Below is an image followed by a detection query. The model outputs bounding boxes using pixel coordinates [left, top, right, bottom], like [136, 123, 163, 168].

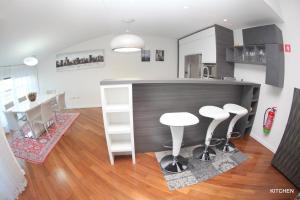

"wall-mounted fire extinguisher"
[263, 107, 277, 134]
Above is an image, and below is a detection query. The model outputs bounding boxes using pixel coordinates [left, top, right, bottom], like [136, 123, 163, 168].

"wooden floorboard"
[19, 108, 299, 200]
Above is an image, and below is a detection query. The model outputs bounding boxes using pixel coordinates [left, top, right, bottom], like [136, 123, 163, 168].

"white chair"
[4, 101, 14, 110]
[159, 112, 199, 173]
[53, 93, 66, 120]
[18, 96, 27, 103]
[25, 105, 42, 138]
[57, 92, 66, 111]
[34, 98, 56, 134]
[193, 106, 230, 161]
[17, 96, 28, 121]
[4, 112, 26, 136]
[46, 90, 56, 94]
[217, 103, 248, 152]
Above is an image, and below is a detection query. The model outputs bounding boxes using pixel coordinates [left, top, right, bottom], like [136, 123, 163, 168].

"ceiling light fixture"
[23, 56, 38, 66]
[223, 19, 228, 22]
[183, 6, 189, 9]
[110, 19, 145, 53]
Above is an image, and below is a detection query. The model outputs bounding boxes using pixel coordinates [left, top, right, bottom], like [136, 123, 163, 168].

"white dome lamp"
[110, 19, 145, 53]
[23, 56, 39, 66]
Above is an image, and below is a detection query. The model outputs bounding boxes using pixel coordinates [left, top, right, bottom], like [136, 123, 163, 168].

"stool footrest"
[230, 132, 241, 139]
[163, 141, 185, 149]
[209, 138, 224, 147]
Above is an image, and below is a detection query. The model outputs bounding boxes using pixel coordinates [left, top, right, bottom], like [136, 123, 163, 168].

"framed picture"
[56, 49, 104, 71]
[155, 50, 164, 61]
[141, 49, 150, 62]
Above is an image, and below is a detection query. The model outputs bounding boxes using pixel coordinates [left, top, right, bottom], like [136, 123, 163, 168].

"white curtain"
[0, 65, 39, 130]
[0, 125, 27, 200]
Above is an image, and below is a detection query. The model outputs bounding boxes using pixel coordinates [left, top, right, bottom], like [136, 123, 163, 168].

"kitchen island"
[100, 79, 260, 164]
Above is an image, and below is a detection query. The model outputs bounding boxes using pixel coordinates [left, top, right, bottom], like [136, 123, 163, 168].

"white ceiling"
[0, 0, 282, 66]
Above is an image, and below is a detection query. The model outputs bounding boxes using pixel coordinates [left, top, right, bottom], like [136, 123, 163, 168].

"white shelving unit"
[100, 84, 135, 165]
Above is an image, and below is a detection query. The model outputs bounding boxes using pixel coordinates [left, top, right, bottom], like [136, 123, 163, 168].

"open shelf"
[107, 124, 131, 135]
[226, 45, 266, 65]
[105, 104, 130, 112]
[100, 84, 135, 165]
[110, 134, 132, 152]
[110, 141, 132, 152]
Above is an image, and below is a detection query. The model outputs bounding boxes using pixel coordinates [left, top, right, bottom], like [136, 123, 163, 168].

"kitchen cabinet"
[226, 24, 285, 88]
[178, 25, 234, 79]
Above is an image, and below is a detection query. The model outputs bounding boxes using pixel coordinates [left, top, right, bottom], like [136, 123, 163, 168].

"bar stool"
[160, 112, 199, 173]
[217, 103, 248, 152]
[193, 106, 230, 161]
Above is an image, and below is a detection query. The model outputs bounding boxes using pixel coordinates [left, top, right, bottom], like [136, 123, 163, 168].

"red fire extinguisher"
[263, 107, 277, 134]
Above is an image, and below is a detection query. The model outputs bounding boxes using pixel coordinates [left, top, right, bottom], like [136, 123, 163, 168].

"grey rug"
[155, 145, 248, 190]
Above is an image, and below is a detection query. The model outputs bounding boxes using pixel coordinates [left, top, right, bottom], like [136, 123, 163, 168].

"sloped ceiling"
[0, 0, 282, 66]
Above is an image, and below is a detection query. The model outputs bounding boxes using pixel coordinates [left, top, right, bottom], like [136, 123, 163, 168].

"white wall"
[234, 0, 300, 152]
[37, 34, 177, 108]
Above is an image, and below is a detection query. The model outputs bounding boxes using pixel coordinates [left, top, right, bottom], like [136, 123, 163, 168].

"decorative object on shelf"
[27, 92, 37, 102]
[24, 56, 38, 66]
[110, 19, 145, 53]
[155, 50, 164, 61]
[141, 49, 151, 62]
[56, 49, 104, 71]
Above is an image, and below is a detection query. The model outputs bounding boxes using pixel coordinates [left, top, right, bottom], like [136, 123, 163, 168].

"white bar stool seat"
[193, 106, 230, 161]
[217, 103, 248, 152]
[160, 112, 199, 173]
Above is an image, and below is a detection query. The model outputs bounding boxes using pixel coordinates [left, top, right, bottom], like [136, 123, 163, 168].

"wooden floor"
[19, 108, 299, 200]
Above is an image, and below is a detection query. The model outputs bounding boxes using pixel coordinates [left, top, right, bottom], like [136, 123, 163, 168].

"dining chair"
[34, 99, 56, 134]
[4, 101, 14, 110]
[25, 105, 42, 138]
[4, 112, 26, 137]
[53, 92, 66, 120]
[17, 96, 28, 121]
[57, 92, 66, 111]
[46, 90, 56, 94]
[18, 96, 27, 103]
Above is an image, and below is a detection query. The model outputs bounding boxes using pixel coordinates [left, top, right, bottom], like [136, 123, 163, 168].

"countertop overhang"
[100, 78, 260, 86]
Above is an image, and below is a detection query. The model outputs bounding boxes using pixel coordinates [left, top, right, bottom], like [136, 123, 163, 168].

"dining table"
[5, 93, 62, 138]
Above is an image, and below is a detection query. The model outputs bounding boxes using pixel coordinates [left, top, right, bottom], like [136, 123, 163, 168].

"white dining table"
[6, 93, 59, 113]
[5, 93, 61, 138]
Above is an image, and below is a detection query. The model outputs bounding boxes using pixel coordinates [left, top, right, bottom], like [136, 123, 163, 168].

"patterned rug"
[155, 145, 247, 190]
[9, 112, 79, 164]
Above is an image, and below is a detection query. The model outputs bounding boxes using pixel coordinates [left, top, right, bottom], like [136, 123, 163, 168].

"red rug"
[9, 112, 79, 164]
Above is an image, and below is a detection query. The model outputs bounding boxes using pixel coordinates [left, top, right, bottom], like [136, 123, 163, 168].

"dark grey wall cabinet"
[226, 24, 285, 88]
[215, 25, 234, 78]
[272, 88, 300, 189]
[243, 24, 283, 45]
[265, 44, 285, 87]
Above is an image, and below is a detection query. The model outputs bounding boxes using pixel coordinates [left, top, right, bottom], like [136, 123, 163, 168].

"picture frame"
[56, 49, 105, 71]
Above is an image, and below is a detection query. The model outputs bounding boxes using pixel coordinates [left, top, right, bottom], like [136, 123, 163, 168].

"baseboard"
[250, 134, 277, 153]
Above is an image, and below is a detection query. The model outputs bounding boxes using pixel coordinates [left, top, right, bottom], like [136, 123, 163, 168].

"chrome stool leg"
[193, 145, 216, 161]
[218, 138, 236, 152]
[160, 155, 188, 173]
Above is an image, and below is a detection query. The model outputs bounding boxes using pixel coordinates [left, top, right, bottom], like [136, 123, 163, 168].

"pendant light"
[110, 19, 145, 53]
[23, 56, 38, 66]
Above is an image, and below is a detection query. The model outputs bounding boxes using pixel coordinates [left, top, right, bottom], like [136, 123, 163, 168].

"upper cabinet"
[226, 24, 285, 88]
[243, 24, 283, 45]
[179, 27, 217, 65]
[178, 25, 234, 79]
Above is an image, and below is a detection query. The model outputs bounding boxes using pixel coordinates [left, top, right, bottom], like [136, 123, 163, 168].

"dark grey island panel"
[132, 83, 260, 152]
